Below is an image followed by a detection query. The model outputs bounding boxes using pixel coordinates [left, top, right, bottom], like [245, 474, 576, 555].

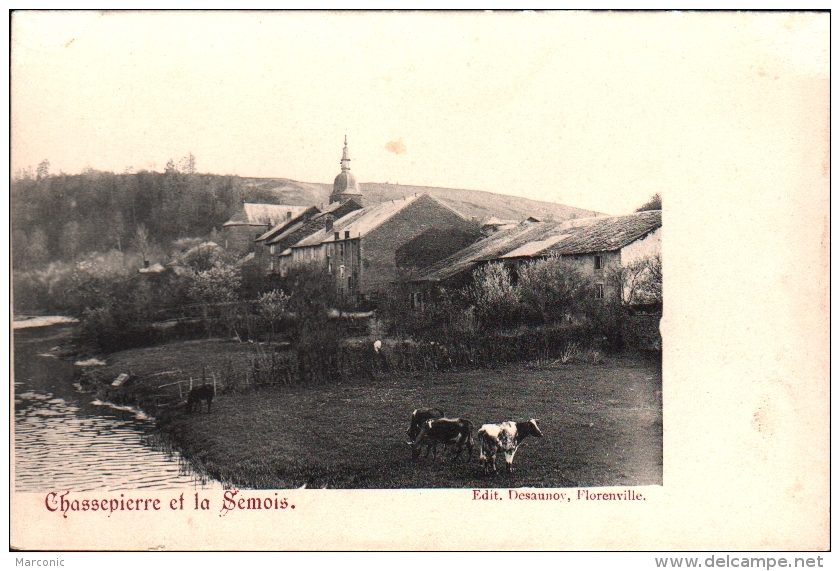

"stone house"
[287, 194, 476, 305]
[221, 203, 309, 255]
[260, 199, 363, 274]
[408, 210, 662, 307]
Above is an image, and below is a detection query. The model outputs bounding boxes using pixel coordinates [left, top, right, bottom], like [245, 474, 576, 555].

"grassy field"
[82, 339, 662, 489]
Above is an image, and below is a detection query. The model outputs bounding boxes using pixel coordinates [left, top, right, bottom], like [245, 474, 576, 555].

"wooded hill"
[12, 168, 600, 270]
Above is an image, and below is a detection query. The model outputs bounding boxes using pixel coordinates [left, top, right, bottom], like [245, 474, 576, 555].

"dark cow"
[406, 407, 445, 443]
[186, 384, 215, 413]
[477, 419, 543, 475]
[412, 417, 474, 462]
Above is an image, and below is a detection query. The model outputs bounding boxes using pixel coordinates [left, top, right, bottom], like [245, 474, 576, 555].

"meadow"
[84, 340, 662, 489]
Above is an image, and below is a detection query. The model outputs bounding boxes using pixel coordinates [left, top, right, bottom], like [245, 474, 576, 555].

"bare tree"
[608, 254, 662, 307]
[133, 223, 150, 265]
[179, 152, 197, 175]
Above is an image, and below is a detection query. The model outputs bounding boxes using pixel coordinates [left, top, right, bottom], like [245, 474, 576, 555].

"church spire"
[330, 136, 363, 205]
[340, 135, 351, 172]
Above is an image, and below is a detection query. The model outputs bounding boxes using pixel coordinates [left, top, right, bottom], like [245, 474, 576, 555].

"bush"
[470, 262, 520, 329]
[516, 255, 590, 325]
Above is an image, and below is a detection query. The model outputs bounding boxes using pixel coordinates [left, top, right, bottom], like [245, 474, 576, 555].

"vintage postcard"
[9, 10, 829, 551]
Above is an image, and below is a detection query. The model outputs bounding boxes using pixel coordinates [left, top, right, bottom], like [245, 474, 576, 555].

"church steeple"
[341, 135, 351, 169]
[330, 136, 363, 205]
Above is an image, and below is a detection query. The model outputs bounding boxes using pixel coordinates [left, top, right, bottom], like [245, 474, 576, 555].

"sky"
[11, 11, 829, 214]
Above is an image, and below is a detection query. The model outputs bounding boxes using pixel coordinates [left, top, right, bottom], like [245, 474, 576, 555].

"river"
[13, 321, 222, 492]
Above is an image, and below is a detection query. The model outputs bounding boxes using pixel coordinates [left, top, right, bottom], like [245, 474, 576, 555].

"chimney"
[326, 216, 334, 233]
[286, 211, 292, 220]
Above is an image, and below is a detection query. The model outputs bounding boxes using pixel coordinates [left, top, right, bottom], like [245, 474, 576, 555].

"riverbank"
[14, 325, 221, 492]
[78, 338, 662, 489]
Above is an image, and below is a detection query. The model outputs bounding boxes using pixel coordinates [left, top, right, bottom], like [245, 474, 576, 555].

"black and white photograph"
[9, 10, 828, 551]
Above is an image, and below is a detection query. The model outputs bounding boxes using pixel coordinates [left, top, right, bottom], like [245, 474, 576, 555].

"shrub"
[516, 255, 590, 324]
[470, 262, 520, 329]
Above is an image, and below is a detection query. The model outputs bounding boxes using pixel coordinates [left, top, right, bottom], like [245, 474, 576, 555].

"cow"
[186, 384, 215, 413]
[406, 407, 446, 444]
[477, 419, 543, 475]
[412, 417, 474, 462]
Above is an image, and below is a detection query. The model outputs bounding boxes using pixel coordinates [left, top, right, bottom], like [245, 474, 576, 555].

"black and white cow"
[406, 407, 445, 444]
[477, 419, 543, 475]
[412, 417, 474, 462]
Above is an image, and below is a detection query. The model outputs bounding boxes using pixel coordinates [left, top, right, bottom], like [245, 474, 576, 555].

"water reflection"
[14, 323, 221, 492]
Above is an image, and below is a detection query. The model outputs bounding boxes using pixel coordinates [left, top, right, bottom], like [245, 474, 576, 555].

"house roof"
[292, 194, 454, 249]
[412, 210, 661, 282]
[542, 210, 661, 256]
[223, 204, 310, 227]
[255, 206, 320, 242]
[411, 219, 553, 283]
[500, 233, 572, 258]
[266, 199, 364, 247]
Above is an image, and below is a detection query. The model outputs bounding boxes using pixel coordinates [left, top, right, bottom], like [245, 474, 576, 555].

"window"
[327, 255, 332, 274]
[340, 264, 345, 278]
[595, 283, 605, 299]
[270, 245, 275, 255]
[594, 255, 603, 270]
[345, 230, 350, 239]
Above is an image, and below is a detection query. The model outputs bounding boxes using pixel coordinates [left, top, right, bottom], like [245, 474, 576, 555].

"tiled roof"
[255, 206, 320, 242]
[291, 195, 454, 249]
[413, 210, 661, 282]
[266, 199, 363, 246]
[500, 233, 572, 258]
[543, 210, 661, 256]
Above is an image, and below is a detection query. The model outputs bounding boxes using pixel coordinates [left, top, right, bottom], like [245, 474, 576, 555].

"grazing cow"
[406, 407, 446, 444]
[186, 384, 215, 413]
[412, 417, 474, 462]
[478, 419, 543, 475]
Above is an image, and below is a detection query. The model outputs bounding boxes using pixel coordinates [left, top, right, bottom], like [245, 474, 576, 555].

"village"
[26, 137, 664, 490]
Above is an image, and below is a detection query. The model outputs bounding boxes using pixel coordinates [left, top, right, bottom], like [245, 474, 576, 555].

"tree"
[608, 253, 662, 308]
[278, 265, 343, 382]
[60, 221, 82, 260]
[36, 159, 50, 180]
[635, 193, 662, 212]
[14, 166, 34, 181]
[179, 152, 196, 175]
[258, 289, 290, 343]
[187, 264, 242, 339]
[132, 223, 150, 264]
[516, 255, 589, 324]
[24, 228, 49, 268]
[470, 262, 520, 328]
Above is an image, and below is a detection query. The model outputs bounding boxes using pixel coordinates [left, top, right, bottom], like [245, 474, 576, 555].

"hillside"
[11, 170, 600, 272]
[240, 177, 602, 222]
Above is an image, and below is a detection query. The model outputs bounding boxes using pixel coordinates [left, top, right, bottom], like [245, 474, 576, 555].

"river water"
[13, 322, 221, 492]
